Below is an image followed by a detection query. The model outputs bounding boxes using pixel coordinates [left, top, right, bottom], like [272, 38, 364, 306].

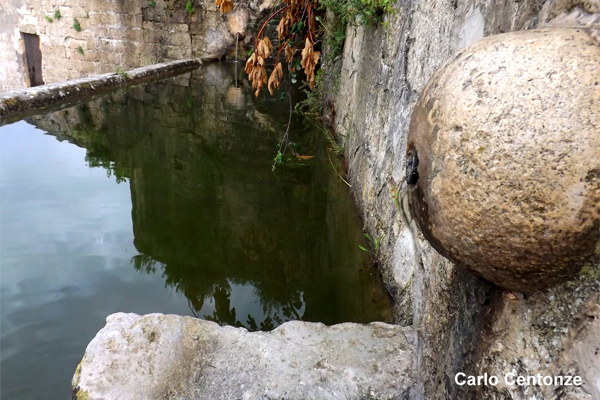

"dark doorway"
[22, 33, 44, 87]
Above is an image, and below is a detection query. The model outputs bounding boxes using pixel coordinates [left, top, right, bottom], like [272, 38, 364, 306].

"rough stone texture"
[323, 0, 600, 398]
[0, 59, 201, 125]
[72, 313, 416, 400]
[0, 0, 275, 92]
[475, 276, 600, 399]
[407, 28, 600, 292]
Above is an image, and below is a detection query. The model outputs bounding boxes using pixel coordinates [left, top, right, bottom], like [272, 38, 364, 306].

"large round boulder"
[407, 28, 600, 292]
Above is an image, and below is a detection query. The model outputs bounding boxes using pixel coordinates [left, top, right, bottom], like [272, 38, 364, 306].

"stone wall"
[0, 0, 275, 92]
[325, 0, 600, 398]
[0, 59, 200, 124]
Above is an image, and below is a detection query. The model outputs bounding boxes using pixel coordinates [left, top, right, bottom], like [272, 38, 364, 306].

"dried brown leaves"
[267, 63, 283, 96]
[246, 37, 274, 96]
[276, 16, 291, 41]
[216, 0, 233, 14]
[246, 0, 321, 96]
[285, 46, 295, 64]
[268, 62, 283, 95]
[301, 38, 320, 89]
[256, 36, 273, 58]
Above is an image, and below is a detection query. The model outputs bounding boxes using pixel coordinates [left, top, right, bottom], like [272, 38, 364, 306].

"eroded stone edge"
[0, 59, 201, 126]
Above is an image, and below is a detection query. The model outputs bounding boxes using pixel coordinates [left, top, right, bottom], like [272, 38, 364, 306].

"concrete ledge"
[0, 59, 201, 126]
[72, 313, 416, 400]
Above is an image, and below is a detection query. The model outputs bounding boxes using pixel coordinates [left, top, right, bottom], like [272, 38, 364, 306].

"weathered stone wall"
[0, 0, 276, 92]
[0, 0, 25, 91]
[325, 0, 600, 398]
[0, 59, 200, 124]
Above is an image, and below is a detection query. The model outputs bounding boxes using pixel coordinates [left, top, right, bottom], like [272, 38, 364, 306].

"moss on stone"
[580, 262, 600, 280]
[74, 389, 89, 400]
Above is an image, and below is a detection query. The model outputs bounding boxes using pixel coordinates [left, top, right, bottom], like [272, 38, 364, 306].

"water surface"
[0, 64, 392, 400]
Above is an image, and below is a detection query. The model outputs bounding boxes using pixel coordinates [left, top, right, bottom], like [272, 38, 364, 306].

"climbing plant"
[239, 0, 320, 98]
[185, 0, 196, 14]
[215, 0, 394, 168]
[216, 0, 393, 98]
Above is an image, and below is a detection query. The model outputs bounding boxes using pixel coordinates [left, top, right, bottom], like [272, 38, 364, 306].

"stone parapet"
[0, 58, 200, 125]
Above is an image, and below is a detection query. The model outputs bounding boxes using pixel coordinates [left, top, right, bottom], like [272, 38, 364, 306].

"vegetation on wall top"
[215, 0, 394, 169]
[217, 0, 394, 99]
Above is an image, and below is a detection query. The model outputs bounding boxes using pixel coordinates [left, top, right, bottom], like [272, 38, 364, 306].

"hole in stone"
[405, 149, 419, 185]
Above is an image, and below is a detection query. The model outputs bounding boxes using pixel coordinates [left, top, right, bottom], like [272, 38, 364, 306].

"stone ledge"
[0, 59, 201, 126]
[72, 313, 417, 400]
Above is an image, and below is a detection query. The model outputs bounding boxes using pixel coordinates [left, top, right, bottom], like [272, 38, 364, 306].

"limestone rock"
[228, 8, 250, 38]
[0, 59, 201, 124]
[407, 28, 600, 292]
[72, 313, 416, 400]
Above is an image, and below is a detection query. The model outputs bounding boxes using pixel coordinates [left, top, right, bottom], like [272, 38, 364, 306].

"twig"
[281, 77, 294, 156]
[187, 298, 199, 318]
[255, 5, 290, 47]
[306, 1, 314, 42]
[277, 38, 291, 60]
[273, 76, 294, 170]
[327, 150, 351, 187]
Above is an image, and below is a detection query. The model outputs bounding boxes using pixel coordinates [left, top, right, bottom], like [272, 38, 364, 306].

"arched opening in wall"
[22, 32, 44, 87]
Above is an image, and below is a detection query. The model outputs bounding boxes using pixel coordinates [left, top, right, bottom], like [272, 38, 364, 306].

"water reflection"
[29, 64, 392, 330]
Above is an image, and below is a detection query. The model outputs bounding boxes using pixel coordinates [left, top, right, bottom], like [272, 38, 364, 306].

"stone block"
[72, 313, 416, 400]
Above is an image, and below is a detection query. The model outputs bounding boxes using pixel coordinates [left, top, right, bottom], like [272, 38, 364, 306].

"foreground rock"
[72, 313, 416, 400]
[407, 28, 600, 292]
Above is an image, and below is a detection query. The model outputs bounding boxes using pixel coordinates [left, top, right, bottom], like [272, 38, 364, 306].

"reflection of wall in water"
[31, 65, 393, 328]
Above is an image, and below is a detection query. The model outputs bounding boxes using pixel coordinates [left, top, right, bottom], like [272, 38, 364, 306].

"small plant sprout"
[272, 151, 283, 171]
[185, 0, 195, 14]
[149, 0, 156, 7]
[116, 67, 129, 78]
[77, 46, 84, 55]
[54, 9, 61, 19]
[73, 18, 82, 31]
[45, 15, 53, 22]
[359, 233, 384, 260]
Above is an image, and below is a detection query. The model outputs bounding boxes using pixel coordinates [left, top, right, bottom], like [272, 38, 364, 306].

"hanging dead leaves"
[268, 62, 283, 95]
[301, 38, 320, 89]
[285, 45, 295, 64]
[257, 36, 274, 58]
[245, 37, 274, 97]
[216, 0, 233, 13]
[242, 0, 321, 97]
[276, 13, 292, 41]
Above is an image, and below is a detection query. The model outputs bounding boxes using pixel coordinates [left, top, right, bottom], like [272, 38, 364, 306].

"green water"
[0, 64, 392, 400]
